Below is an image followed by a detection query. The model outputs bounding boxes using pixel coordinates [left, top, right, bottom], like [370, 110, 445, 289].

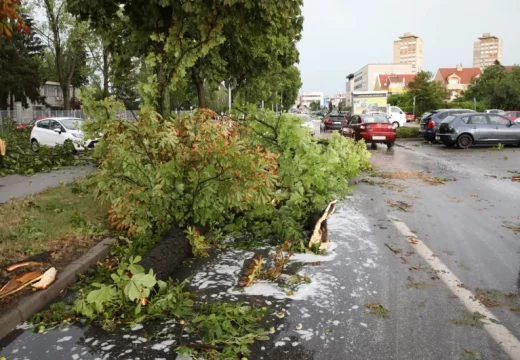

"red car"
[16, 117, 47, 130]
[342, 113, 397, 148]
[504, 111, 520, 121]
[405, 112, 416, 122]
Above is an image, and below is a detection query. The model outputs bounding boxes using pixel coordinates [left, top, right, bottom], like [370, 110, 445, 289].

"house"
[375, 74, 416, 94]
[40, 81, 80, 109]
[434, 65, 481, 101]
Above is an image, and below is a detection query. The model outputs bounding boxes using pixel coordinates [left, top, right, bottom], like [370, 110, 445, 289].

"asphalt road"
[1, 142, 519, 360]
[0, 165, 96, 204]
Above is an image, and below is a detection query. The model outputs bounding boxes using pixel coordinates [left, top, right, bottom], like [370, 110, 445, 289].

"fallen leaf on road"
[475, 289, 500, 307]
[409, 238, 419, 245]
[484, 174, 497, 178]
[512, 176, 520, 182]
[470, 194, 478, 198]
[502, 223, 520, 232]
[384, 243, 401, 254]
[400, 257, 408, 264]
[364, 303, 389, 318]
[463, 348, 482, 360]
[404, 251, 415, 256]
[385, 200, 413, 212]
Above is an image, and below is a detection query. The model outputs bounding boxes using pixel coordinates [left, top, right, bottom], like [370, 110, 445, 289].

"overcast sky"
[297, 0, 520, 94]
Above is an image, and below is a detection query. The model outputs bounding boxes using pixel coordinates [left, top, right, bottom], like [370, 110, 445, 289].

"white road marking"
[389, 215, 520, 360]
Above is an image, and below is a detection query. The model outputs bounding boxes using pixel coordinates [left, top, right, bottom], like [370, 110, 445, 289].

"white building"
[300, 92, 324, 108]
[351, 63, 413, 93]
[325, 94, 347, 108]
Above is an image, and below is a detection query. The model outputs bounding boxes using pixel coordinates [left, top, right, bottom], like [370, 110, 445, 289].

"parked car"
[504, 111, 520, 121]
[387, 106, 407, 128]
[405, 113, 416, 122]
[485, 109, 505, 115]
[297, 114, 316, 135]
[419, 109, 475, 142]
[342, 113, 396, 148]
[16, 117, 47, 130]
[30, 117, 98, 151]
[438, 113, 520, 149]
[322, 113, 348, 131]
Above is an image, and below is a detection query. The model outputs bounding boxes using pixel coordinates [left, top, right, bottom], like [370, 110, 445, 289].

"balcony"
[445, 83, 467, 91]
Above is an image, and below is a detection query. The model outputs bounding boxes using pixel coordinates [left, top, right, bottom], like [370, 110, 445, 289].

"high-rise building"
[473, 33, 503, 69]
[393, 32, 423, 73]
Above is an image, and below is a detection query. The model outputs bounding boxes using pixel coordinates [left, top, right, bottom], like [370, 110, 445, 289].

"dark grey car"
[419, 109, 475, 141]
[438, 113, 520, 148]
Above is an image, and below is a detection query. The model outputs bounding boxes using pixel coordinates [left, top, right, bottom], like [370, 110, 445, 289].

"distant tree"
[464, 64, 520, 109]
[0, 15, 44, 109]
[407, 71, 446, 116]
[309, 101, 320, 111]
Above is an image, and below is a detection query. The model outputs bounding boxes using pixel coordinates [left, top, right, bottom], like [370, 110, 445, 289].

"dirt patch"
[405, 276, 431, 290]
[385, 200, 413, 212]
[376, 170, 457, 185]
[450, 311, 486, 328]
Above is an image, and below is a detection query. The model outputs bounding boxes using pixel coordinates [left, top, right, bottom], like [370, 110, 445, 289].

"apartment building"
[352, 63, 413, 93]
[473, 33, 503, 69]
[393, 32, 423, 73]
[300, 92, 324, 108]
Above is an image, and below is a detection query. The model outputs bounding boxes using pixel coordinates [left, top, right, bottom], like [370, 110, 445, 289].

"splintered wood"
[308, 200, 337, 252]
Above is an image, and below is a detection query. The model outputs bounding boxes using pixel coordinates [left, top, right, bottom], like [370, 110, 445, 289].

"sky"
[297, 0, 520, 94]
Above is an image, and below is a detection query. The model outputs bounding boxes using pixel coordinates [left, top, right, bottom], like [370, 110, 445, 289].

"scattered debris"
[400, 257, 409, 264]
[475, 288, 501, 307]
[5, 250, 56, 272]
[458, 263, 471, 271]
[513, 176, 520, 182]
[450, 311, 486, 328]
[463, 348, 482, 360]
[502, 223, 520, 233]
[276, 311, 285, 318]
[484, 174, 497, 178]
[385, 200, 413, 212]
[356, 178, 376, 185]
[239, 256, 264, 287]
[404, 251, 415, 257]
[32, 267, 57, 290]
[295, 323, 302, 330]
[0, 271, 42, 299]
[384, 243, 401, 254]
[308, 200, 337, 251]
[378, 171, 456, 185]
[364, 303, 389, 318]
[409, 238, 419, 245]
[405, 276, 431, 290]
[470, 194, 478, 198]
[489, 318, 502, 324]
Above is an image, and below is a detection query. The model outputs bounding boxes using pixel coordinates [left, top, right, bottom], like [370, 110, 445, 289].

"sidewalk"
[0, 166, 96, 204]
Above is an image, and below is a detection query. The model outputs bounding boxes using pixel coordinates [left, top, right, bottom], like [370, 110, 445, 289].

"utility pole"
[280, 92, 283, 113]
[228, 82, 232, 113]
[413, 96, 416, 119]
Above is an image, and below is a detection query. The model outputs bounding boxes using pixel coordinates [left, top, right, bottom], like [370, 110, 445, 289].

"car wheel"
[31, 139, 39, 152]
[386, 142, 394, 149]
[393, 121, 400, 128]
[370, 143, 377, 149]
[457, 134, 473, 149]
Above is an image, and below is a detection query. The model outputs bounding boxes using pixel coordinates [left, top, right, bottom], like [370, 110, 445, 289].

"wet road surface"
[1, 142, 519, 360]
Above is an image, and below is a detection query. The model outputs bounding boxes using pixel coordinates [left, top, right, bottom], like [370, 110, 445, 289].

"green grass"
[396, 127, 419, 138]
[0, 181, 109, 267]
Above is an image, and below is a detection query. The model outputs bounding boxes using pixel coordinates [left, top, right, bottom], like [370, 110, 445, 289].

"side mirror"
[53, 127, 61, 134]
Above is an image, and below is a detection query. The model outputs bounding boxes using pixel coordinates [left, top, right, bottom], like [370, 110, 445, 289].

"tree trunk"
[9, 93, 14, 111]
[191, 66, 206, 108]
[61, 84, 70, 110]
[140, 223, 193, 280]
[102, 46, 110, 99]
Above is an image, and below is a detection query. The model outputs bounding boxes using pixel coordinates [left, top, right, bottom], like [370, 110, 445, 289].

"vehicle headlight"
[71, 133, 85, 138]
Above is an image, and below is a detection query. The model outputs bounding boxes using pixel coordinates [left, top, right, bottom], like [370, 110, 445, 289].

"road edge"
[0, 237, 115, 340]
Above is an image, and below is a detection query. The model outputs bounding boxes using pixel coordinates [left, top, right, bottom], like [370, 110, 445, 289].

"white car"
[387, 106, 407, 128]
[30, 117, 98, 151]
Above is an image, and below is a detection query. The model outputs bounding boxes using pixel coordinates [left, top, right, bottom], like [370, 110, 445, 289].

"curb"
[0, 238, 115, 340]
[396, 138, 423, 142]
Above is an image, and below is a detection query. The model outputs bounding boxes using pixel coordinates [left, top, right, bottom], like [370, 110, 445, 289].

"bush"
[396, 127, 419, 138]
[0, 118, 83, 177]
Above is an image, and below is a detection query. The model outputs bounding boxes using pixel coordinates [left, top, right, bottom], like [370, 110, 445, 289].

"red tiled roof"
[378, 74, 416, 90]
[437, 68, 481, 84]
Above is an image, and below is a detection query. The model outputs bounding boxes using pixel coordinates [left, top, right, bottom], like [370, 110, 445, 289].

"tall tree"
[36, 0, 87, 110]
[0, 15, 44, 109]
[67, 0, 302, 116]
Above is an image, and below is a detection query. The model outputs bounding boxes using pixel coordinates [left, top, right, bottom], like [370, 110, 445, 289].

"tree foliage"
[407, 71, 446, 116]
[463, 64, 520, 109]
[309, 101, 320, 111]
[0, 15, 44, 109]
[0, 0, 30, 39]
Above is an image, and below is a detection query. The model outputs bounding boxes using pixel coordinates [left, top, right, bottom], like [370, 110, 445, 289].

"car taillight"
[427, 121, 435, 129]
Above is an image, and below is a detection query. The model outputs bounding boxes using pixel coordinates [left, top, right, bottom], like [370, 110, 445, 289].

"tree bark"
[191, 66, 206, 108]
[102, 46, 110, 99]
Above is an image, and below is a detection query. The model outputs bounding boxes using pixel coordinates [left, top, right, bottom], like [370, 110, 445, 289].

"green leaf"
[124, 273, 157, 302]
[86, 285, 116, 309]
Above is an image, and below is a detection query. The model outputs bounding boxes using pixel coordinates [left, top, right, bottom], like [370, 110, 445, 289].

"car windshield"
[441, 115, 456, 124]
[59, 119, 84, 130]
[363, 115, 389, 123]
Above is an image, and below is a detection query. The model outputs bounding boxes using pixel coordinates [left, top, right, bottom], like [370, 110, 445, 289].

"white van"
[387, 106, 407, 128]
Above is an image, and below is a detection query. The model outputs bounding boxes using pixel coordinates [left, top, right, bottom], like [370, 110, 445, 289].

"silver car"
[438, 113, 520, 149]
